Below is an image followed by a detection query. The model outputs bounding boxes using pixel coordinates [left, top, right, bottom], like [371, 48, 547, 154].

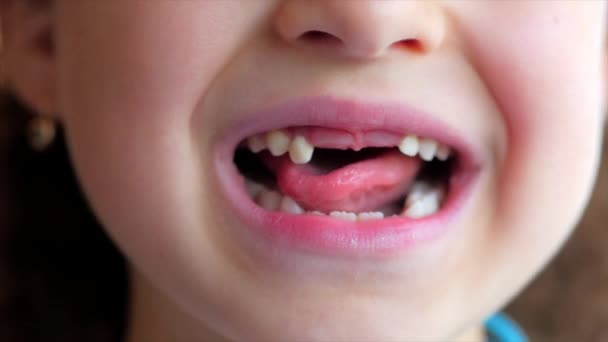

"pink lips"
[214, 96, 482, 257]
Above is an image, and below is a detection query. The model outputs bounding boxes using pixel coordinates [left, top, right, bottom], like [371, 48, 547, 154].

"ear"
[1, 0, 58, 117]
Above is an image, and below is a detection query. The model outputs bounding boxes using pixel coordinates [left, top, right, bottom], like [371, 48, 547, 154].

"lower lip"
[215, 152, 479, 259]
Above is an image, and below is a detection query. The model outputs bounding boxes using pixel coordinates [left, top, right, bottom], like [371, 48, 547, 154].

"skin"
[2, 0, 607, 341]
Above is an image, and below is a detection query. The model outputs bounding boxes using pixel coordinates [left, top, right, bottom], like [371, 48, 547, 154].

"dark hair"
[0, 92, 128, 342]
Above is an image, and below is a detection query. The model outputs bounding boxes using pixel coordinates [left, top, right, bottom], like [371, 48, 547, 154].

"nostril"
[299, 30, 343, 45]
[394, 38, 424, 53]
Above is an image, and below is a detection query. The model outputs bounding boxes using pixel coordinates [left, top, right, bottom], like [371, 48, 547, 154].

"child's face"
[9, 1, 607, 340]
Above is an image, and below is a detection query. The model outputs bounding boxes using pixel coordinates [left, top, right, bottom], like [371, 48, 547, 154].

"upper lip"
[215, 95, 483, 170]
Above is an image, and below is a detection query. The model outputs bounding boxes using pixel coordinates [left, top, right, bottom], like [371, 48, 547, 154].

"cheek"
[53, 2, 264, 257]
[466, 4, 605, 250]
[56, 0, 259, 131]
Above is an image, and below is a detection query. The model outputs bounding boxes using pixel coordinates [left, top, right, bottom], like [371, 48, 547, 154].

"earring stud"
[27, 116, 57, 151]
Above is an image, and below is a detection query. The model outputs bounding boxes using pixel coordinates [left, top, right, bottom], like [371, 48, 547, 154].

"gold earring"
[27, 116, 57, 151]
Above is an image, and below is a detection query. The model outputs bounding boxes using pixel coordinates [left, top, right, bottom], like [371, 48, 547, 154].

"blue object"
[485, 312, 528, 342]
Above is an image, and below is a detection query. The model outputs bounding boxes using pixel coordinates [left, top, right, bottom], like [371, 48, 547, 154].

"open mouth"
[235, 128, 454, 221]
[214, 97, 482, 256]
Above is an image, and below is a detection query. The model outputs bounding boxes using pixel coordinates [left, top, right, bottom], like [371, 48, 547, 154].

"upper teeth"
[246, 134, 266, 153]
[266, 130, 291, 156]
[418, 138, 439, 162]
[398, 135, 451, 161]
[398, 135, 419, 157]
[248, 130, 451, 163]
[435, 143, 451, 161]
[289, 135, 314, 164]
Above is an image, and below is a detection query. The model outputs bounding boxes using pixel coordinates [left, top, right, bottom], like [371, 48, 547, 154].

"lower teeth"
[246, 179, 445, 221]
[402, 182, 445, 218]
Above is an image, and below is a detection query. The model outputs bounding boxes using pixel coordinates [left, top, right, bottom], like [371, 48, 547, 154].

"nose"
[274, 0, 447, 60]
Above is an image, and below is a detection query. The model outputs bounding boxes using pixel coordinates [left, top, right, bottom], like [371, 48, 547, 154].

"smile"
[214, 96, 483, 257]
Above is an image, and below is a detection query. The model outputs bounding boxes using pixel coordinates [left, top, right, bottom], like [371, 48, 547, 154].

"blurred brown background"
[507, 130, 608, 341]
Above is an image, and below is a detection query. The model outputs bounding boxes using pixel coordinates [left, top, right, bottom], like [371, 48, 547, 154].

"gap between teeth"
[246, 179, 445, 220]
[246, 129, 451, 164]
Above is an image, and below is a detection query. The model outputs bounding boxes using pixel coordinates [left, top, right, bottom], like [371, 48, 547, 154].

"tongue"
[263, 150, 422, 213]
